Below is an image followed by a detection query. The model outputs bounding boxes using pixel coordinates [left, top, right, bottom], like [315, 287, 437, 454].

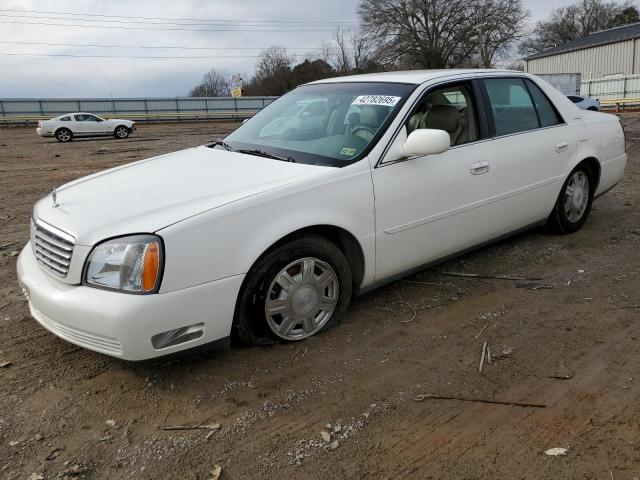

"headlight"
[84, 234, 163, 294]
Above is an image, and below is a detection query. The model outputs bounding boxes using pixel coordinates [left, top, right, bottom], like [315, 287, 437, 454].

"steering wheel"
[350, 125, 376, 140]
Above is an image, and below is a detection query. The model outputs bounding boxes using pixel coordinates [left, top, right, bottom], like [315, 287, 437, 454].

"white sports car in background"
[567, 95, 601, 111]
[18, 70, 626, 361]
[36, 113, 135, 142]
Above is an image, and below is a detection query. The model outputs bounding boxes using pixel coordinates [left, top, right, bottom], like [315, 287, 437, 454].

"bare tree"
[244, 46, 295, 96]
[505, 59, 525, 71]
[255, 46, 293, 81]
[520, 0, 640, 56]
[474, 0, 529, 68]
[304, 41, 334, 65]
[331, 27, 376, 74]
[359, 0, 527, 69]
[332, 26, 352, 74]
[350, 29, 374, 71]
[189, 68, 232, 97]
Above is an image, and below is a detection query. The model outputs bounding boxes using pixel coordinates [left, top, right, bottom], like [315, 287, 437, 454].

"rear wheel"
[233, 235, 352, 345]
[55, 128, 72, 142]
[114, 125, 130, 139]
[587, 106, 598, 111]
[548, 165, 594, 233]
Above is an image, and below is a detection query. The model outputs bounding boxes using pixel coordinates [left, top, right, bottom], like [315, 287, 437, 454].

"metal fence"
[581, 75, 640, 101]
[0, 96, 277, 125]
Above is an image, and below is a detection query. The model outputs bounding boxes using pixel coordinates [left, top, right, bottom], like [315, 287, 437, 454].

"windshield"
[223, 82, 415, 167]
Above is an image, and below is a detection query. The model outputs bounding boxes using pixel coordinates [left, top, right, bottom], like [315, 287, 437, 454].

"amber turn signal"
[142, 241, 160, 292]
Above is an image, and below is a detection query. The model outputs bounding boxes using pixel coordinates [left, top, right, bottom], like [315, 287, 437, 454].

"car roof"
[56, 112, 100, 117]
[308, 69, 524, 85]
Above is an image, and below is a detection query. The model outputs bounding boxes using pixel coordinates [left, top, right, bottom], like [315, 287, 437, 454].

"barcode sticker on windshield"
[352, 95, 401, 107]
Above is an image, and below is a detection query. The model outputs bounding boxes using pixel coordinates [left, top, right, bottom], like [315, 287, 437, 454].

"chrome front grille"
[30, 218, 75, 277]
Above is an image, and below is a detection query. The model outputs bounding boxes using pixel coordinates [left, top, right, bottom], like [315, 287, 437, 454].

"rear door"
[477, 76, 572, 232]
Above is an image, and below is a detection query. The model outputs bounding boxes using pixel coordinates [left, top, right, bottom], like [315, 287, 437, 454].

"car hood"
[34, 146, 333, 246]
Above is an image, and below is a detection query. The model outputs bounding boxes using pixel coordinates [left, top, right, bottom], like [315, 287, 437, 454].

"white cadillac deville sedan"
[17, 70, 627, 360]
[36, 113, 135, 142]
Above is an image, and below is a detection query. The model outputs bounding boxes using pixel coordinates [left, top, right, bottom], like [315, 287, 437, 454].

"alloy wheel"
[58, 130, 71, 142]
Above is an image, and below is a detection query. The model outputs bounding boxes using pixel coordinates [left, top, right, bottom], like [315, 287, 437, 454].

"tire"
[233, 235, 352, 345]
[55, 128, 72, 143]
[587, 106, 598, 111]
[548, 164, 595, 234]
[114, 125, 130, 139]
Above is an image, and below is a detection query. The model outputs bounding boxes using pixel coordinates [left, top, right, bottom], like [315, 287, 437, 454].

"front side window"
[406, 83, 480, 146]
[74, 114, 101, 122]
[223, 82, 414, 166]
[483, 78, 539, 136]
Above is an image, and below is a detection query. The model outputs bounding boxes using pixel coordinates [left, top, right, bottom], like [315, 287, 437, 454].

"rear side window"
[567, 96, 582, 103]
[483, 78, 539, 136]
[60, 116, 71, 121]
[526, 80, 563, 127]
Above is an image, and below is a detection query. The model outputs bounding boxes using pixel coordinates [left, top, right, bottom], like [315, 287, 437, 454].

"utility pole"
[478, 32, 488, 68]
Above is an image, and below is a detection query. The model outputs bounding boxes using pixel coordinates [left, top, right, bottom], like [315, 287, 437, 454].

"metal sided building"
[524, 23, 640, 79]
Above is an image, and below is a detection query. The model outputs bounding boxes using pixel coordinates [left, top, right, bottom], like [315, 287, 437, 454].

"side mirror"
[403, 129, 450, 157]
[242, 118, 249, 124]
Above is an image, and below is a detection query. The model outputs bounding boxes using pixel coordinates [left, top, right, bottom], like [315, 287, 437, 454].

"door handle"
[555, 141, 569, 153]
[470, 161, 490, 175]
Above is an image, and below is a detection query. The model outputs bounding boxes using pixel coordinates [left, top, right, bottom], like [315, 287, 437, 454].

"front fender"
[157, 161, 375, 293]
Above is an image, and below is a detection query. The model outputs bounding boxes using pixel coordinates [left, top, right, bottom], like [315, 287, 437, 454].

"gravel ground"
[0, 119, 639, 479]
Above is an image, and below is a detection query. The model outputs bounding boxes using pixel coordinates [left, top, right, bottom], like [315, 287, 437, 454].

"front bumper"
[17, 244, 244, 361]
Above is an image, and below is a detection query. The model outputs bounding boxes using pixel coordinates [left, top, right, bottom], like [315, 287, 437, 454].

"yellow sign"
[231, 86, 243, 97]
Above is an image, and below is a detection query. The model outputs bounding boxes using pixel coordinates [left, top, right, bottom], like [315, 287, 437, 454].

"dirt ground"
[0, 119, 639, 480]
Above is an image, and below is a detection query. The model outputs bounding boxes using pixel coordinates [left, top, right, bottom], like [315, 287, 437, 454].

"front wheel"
[548, 165, 594, 233]
[114, 125, 130, 139]
[233, 235, 352, 345]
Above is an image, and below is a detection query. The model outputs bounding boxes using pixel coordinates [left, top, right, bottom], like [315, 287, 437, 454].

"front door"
[73, 114, 105, 135]
[372, 81, 499, 280]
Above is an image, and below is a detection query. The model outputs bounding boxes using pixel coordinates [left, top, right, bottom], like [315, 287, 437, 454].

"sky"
[0, 0, 582, 98]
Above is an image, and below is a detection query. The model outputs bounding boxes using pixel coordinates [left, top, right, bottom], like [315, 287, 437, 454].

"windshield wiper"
[208, 139, 233, 151]
[237, 149, 296, 163]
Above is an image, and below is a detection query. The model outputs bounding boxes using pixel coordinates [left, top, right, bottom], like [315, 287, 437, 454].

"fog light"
[151, 323, 205, 349]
